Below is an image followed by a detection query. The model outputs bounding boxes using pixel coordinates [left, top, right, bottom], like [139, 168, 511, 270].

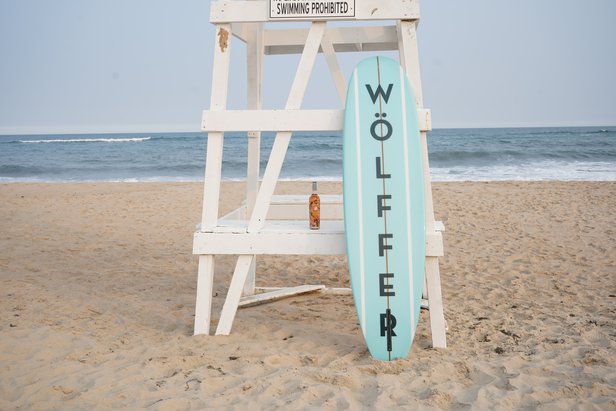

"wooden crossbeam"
[262, 26, 398, 55]
[239, 285, 326, 308]
[194, 223, 443, 256]
[211, 1, 420, 23]
[201, 109, 432, 132]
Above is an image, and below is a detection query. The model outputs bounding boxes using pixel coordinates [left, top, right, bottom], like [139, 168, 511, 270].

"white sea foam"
[430, 161, 616, 182]
[20, 137, 151, 144]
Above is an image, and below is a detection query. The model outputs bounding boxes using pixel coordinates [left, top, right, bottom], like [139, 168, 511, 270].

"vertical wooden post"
[194, 23, 232, 336]
[397, 20, 447, 348]
[244, 21, 264, 296]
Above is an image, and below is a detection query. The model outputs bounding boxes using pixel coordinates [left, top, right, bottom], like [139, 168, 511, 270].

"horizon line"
[1, 122, 615, 136]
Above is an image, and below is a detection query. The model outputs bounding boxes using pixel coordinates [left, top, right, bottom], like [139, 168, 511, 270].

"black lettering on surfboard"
[380, 311, 397, 336]
[377, 194, 391, 218]
[379, 273, 395, 296]
[375, 157, 391, 179]
[365, 83, 394, 104]
[380, 309, 397, 352]
[370, 112, 392, 141]
[378, 233, 393, 257]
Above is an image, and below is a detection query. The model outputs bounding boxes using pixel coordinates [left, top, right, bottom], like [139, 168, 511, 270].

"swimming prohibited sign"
[270, 0, 355, 20]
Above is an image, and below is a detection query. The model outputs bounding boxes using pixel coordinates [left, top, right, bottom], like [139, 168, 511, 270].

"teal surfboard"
[343, 56, 426, 361]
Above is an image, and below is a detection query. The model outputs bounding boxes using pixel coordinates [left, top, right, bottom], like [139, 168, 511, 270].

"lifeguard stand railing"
[193, 0, 446, 348]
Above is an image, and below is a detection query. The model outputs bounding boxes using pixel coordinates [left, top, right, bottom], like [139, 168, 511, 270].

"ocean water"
[0, 127, 614, 182]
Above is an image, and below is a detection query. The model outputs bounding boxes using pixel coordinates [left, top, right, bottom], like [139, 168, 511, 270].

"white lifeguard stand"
[193, 0, 446, 348]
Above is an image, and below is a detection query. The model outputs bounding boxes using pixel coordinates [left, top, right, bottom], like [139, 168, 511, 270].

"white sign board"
[270, 0, 355, 20]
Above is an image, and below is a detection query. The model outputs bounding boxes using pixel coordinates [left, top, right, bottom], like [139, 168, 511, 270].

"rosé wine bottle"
[309, 181, 320, 230]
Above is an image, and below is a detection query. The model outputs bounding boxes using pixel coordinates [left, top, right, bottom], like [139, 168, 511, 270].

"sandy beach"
[1, 181, 614, 409]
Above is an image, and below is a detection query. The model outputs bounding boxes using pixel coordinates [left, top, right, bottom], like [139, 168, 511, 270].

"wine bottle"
[309, 181, 320, 230]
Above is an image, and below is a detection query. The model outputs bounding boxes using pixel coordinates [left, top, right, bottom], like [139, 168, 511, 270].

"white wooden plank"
[271, 194, 342, 204]
[194, 229, 347, 255]
[246, 22, 263, 216]
[320, 30, 347, 105]
[194, 229, 442, 256]
[201, 23, 232, 231]
[398, 19, 447, 348]
[211, 1, 267, 23]
[201, 145, 226, 225]
[244, 258, 257, 297]
[426, 257, 447, 348]
[262, 26, 398, 55]
[194, 255, 216, 335]
[265, 42, 397, 55]
[231, 22, 249, 43]
[420, 109, 432, 131]
[202, 109, 431, 132]
[354, 0, 420, 21]
[255, 287, 284, 291]
[240, 285, 430, 310]
[256, 286, 430, 309]
[319, 287, 351, 295]
[210, 1, 419, 23]
[247, 22, 325, 233]
[202, 133, 225, 228]
[398, 21, 436, 231]
[202, 109, 343, 132]
[210, 25, 233, 111]
[208, 218, 344, 233]
[239, 285, 325, 308]
[397, 20, 423, 109]
[244, 19, 264, 297]
[426, 231, 444, 257]
[219, 204, 247, 223]
[420, 130, 435, 231]
[216, 255, 254, 335]
[194, 219, 442, 256]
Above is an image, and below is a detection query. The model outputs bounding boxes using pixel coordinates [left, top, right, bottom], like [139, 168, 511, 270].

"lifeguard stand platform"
[193, 0, 446, 348]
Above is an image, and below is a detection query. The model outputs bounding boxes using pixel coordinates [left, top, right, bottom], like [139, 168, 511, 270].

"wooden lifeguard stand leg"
[194, 1, 446, 348]
[193, 22, 232, 336]
[398, 20, 447, 348]
[243, 20, 264, 297]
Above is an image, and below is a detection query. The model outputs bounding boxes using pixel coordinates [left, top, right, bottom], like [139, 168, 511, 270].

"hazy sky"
[1, 0, 615, 134]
